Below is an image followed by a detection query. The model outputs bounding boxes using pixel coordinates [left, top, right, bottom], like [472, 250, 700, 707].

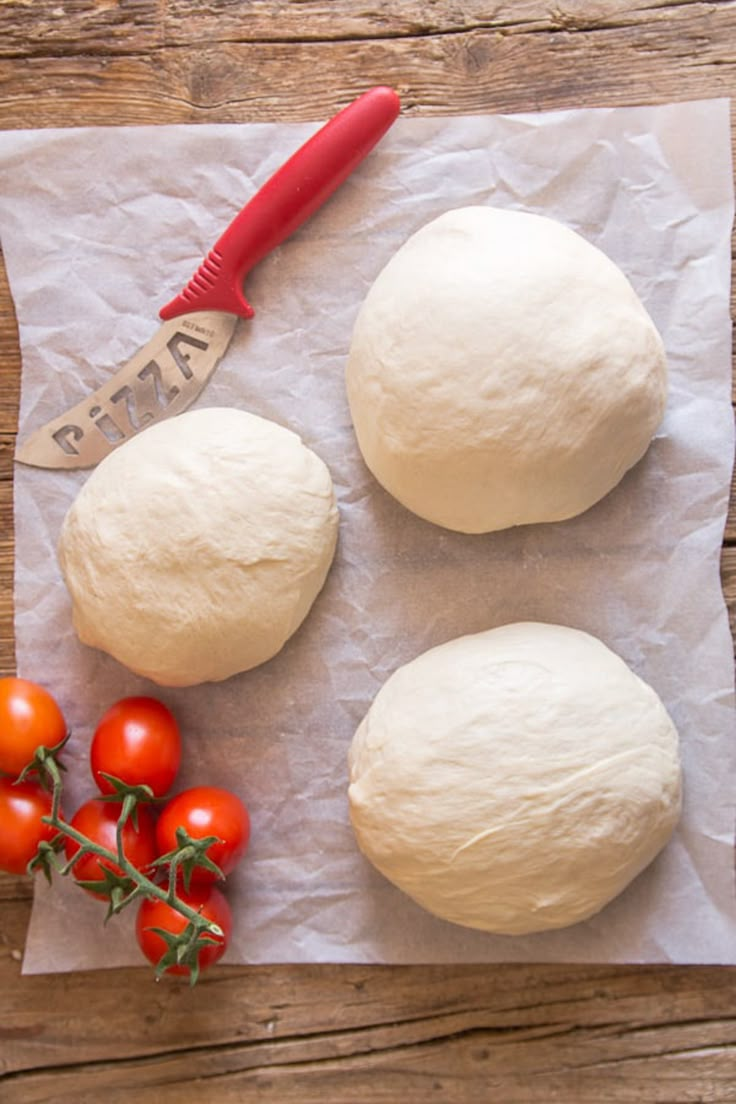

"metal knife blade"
[15, 85, 400, 470]
[14, 312, 237, 470]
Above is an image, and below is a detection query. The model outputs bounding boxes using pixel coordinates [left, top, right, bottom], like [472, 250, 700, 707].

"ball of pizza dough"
[346, 206, 667, 533]
[58, 407, 338, 687]
[348, 622, 681, 935]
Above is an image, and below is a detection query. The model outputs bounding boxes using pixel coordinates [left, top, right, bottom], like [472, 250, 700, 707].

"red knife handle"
[160, 85, 400, 321]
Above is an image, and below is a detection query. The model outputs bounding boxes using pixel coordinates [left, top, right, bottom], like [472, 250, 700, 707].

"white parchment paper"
[1, 100, 734, 971]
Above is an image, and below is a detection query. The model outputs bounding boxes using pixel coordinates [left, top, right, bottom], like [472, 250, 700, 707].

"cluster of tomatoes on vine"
[0, 676, 250, 982]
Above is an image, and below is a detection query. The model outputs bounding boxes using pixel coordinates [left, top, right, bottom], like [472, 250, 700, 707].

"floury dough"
[348, 622, 682, 935]
[345, 206, 668, 533]
[58, 407, 339, 687]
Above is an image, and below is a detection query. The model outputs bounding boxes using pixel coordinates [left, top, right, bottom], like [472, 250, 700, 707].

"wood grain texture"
[2, 912, 736, 1104]
[0, 3, 733, 128]
[1, 2, 735, 1100]
[0, 1, 730, 55]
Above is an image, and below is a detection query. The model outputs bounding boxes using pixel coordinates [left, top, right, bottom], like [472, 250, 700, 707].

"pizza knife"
[15, 85, 401, 470]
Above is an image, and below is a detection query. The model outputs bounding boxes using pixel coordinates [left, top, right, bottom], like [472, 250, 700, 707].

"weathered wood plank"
[1, 902, 736, 1104]
[6, 1038, 736, 1104]
[721, 545, 736, 635]
[0, 1, 725, 58]
[2, 868, 736, 1087]
[0, 8, 733, 129]
[726, 458, 736, 544]
[0, 253, 20, 438]
[4, 866, 736, 1091]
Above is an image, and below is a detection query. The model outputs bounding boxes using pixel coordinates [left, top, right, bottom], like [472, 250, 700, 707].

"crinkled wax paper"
[0, 99, 734, 971]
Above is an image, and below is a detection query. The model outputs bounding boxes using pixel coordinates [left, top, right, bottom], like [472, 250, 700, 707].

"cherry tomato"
[135, 885, 232, 977]
[0, 677, 67, 779]
[64, 798, 158, 899]
[156, 786, 250, 884]
[0, 776, 58, 875]
[91, 696, 181, 798]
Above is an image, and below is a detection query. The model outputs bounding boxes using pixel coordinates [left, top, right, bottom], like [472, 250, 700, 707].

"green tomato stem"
[42, 786, 224, 940]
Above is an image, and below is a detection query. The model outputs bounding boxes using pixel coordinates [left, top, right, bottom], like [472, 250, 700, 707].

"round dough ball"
[59, 407, 339, 687]
[348, 622, 681, 935]
[346, 206, 667, 533]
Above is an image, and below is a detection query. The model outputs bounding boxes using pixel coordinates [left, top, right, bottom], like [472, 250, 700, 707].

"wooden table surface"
[2, 3, 736, 1101]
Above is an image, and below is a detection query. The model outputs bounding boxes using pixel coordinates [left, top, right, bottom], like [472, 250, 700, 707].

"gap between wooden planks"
[1, 864, 736, 1103]
[0, 6, 736, 1101]
[0, 2, 733, 129]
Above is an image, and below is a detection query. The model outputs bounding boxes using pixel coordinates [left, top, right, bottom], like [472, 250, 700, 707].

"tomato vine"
[31, 747, 228, 983]
[1, 681, 248, 985]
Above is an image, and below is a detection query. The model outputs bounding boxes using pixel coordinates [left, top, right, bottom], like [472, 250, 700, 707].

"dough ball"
[59, 407, 338, 687]
[348, 622, 681, 935]
[346, 206, 667, 533]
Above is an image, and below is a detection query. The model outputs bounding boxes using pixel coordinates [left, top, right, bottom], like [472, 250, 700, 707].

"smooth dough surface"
[346, 206, 667, 533]
[59, 407, 339, 687]
[348, 622, 681, 935]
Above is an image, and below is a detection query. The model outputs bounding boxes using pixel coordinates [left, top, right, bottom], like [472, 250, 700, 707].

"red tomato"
[0, 677, 67, 778]
[64, 798, 158, 899]
[0, 776, 58, 875]
[156, 786, 250, 884]
[91, 696, 181, 798]
[135, 885, 232, 977]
